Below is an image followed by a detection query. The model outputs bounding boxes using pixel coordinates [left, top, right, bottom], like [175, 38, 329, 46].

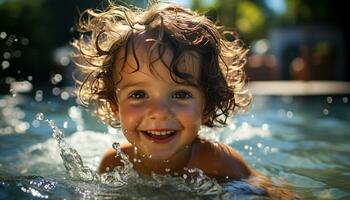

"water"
[0, 91, 349, 199]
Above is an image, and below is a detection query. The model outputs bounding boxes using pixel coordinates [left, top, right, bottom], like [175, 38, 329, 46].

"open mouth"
[142, 130, 177, 142]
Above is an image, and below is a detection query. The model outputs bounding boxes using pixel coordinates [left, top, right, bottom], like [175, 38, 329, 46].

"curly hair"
[72, 0, 251, 128]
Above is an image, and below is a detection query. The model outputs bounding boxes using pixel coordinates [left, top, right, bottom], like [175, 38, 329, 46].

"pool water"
[0, 91, 349, 199]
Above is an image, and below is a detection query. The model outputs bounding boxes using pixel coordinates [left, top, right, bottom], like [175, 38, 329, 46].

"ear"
[110, 102, 120, 120]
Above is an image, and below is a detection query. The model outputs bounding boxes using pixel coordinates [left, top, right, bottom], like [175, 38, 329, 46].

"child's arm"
[190, 139, 297, 199]
[211, 142, 297, 199]
[188, 138, 252, 180]
[98, 147, 120, 173]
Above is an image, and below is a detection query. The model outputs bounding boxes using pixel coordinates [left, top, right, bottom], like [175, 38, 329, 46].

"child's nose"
[147, 99, 173, 120]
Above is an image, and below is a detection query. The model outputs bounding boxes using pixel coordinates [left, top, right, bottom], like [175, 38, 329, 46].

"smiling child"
[72, 1, 294, 199]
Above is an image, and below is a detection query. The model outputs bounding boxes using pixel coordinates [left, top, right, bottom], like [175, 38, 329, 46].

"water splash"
[34, 112, 271, 198]
[36, 113, 99, 182]
[36, 112, 136, 186]
[183, 168, 222, 195]
[99, 143, 138, 186]
[35, 113, 44, 121]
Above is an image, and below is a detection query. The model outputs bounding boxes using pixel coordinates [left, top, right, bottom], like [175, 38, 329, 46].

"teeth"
[146, 131, 175, 136]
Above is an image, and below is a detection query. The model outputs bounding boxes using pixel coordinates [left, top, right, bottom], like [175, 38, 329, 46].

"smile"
[142, 130, 177, 143]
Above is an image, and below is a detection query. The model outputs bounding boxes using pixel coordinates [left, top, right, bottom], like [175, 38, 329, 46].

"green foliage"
[191, 0, 344, 42]
[236, 1, 265, 39]
[191, 0, 266, 41]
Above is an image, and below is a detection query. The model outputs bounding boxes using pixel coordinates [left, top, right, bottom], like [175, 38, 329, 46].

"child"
[72, 1, 293, 198]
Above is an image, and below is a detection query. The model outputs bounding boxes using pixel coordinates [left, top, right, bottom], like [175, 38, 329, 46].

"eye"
[172, 90, 192, 99]
[129, 90, 147, 99]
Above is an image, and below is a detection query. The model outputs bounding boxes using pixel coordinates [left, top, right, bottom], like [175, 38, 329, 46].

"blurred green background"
[0, 0, 349, 92]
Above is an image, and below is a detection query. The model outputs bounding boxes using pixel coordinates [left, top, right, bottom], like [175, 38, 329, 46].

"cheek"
[118, 103, 144, 125]
[175, 103, 204, 125]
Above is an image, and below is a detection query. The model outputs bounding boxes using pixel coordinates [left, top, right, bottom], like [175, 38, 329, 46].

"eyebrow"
[118, 81, 200, 91]
[118, 82, 148, 90]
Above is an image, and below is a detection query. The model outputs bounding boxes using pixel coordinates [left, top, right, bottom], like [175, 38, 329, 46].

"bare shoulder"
[98, 142, 133, 174]
[189, 138, 252, 180]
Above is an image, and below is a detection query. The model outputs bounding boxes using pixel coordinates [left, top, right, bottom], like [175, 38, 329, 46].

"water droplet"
[63, 121, 68, 128]
[60, 91, 69, 100]
[183, 174, 187, 179]
[15, 122, 30, 133]
[68, 106, 82, 120]
[263, 146, 270, 154]
[51, 74, 62, 85]
[60, 57, 70, 66]
[257, 143, 263, 148]
[343, 97, 348, 103]
[244, 145, 249, 150]
[48, 120, 56, 127]
[277, 109, 285, 117]
[286, 111, 293, 118]
[36, 113, 44, 121]
[262, 123, 269, 130]
[133, 158, 137, 162]
[1, 60, 10, 70]
[323, 108, 329, 115]
[35, 90, 43, 102]
[112, 142, 120, 150]
[326, 96, 333, 104]
[229, 123, 236, 130]
[3, 52, 11, 59]
[32, 120, 40, 128]
[52, 87, 61, 96]
[251, 114, 255, 118]
[0, 32, 7, 39]
[271, 147, 278, 153]
[21, 37, 29, 45]
[27, 76, 33, 81]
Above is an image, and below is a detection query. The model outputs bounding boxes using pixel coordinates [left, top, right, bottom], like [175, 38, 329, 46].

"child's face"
[113, 41, 205, 160]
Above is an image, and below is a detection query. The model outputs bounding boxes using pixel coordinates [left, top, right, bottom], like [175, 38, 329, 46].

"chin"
[145, 150, 174, 160]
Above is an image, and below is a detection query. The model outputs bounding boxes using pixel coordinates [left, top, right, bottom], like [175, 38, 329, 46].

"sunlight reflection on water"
[0, 91, 349, 199]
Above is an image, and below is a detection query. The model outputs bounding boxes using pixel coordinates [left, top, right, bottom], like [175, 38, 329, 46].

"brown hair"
[72, 1, 251, 128]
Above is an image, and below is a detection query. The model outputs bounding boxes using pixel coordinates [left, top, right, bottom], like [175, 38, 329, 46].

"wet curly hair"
[72, 0, 251, 128]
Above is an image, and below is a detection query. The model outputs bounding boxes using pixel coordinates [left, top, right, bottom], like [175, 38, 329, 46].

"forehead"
[113, 31, 201, 78]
